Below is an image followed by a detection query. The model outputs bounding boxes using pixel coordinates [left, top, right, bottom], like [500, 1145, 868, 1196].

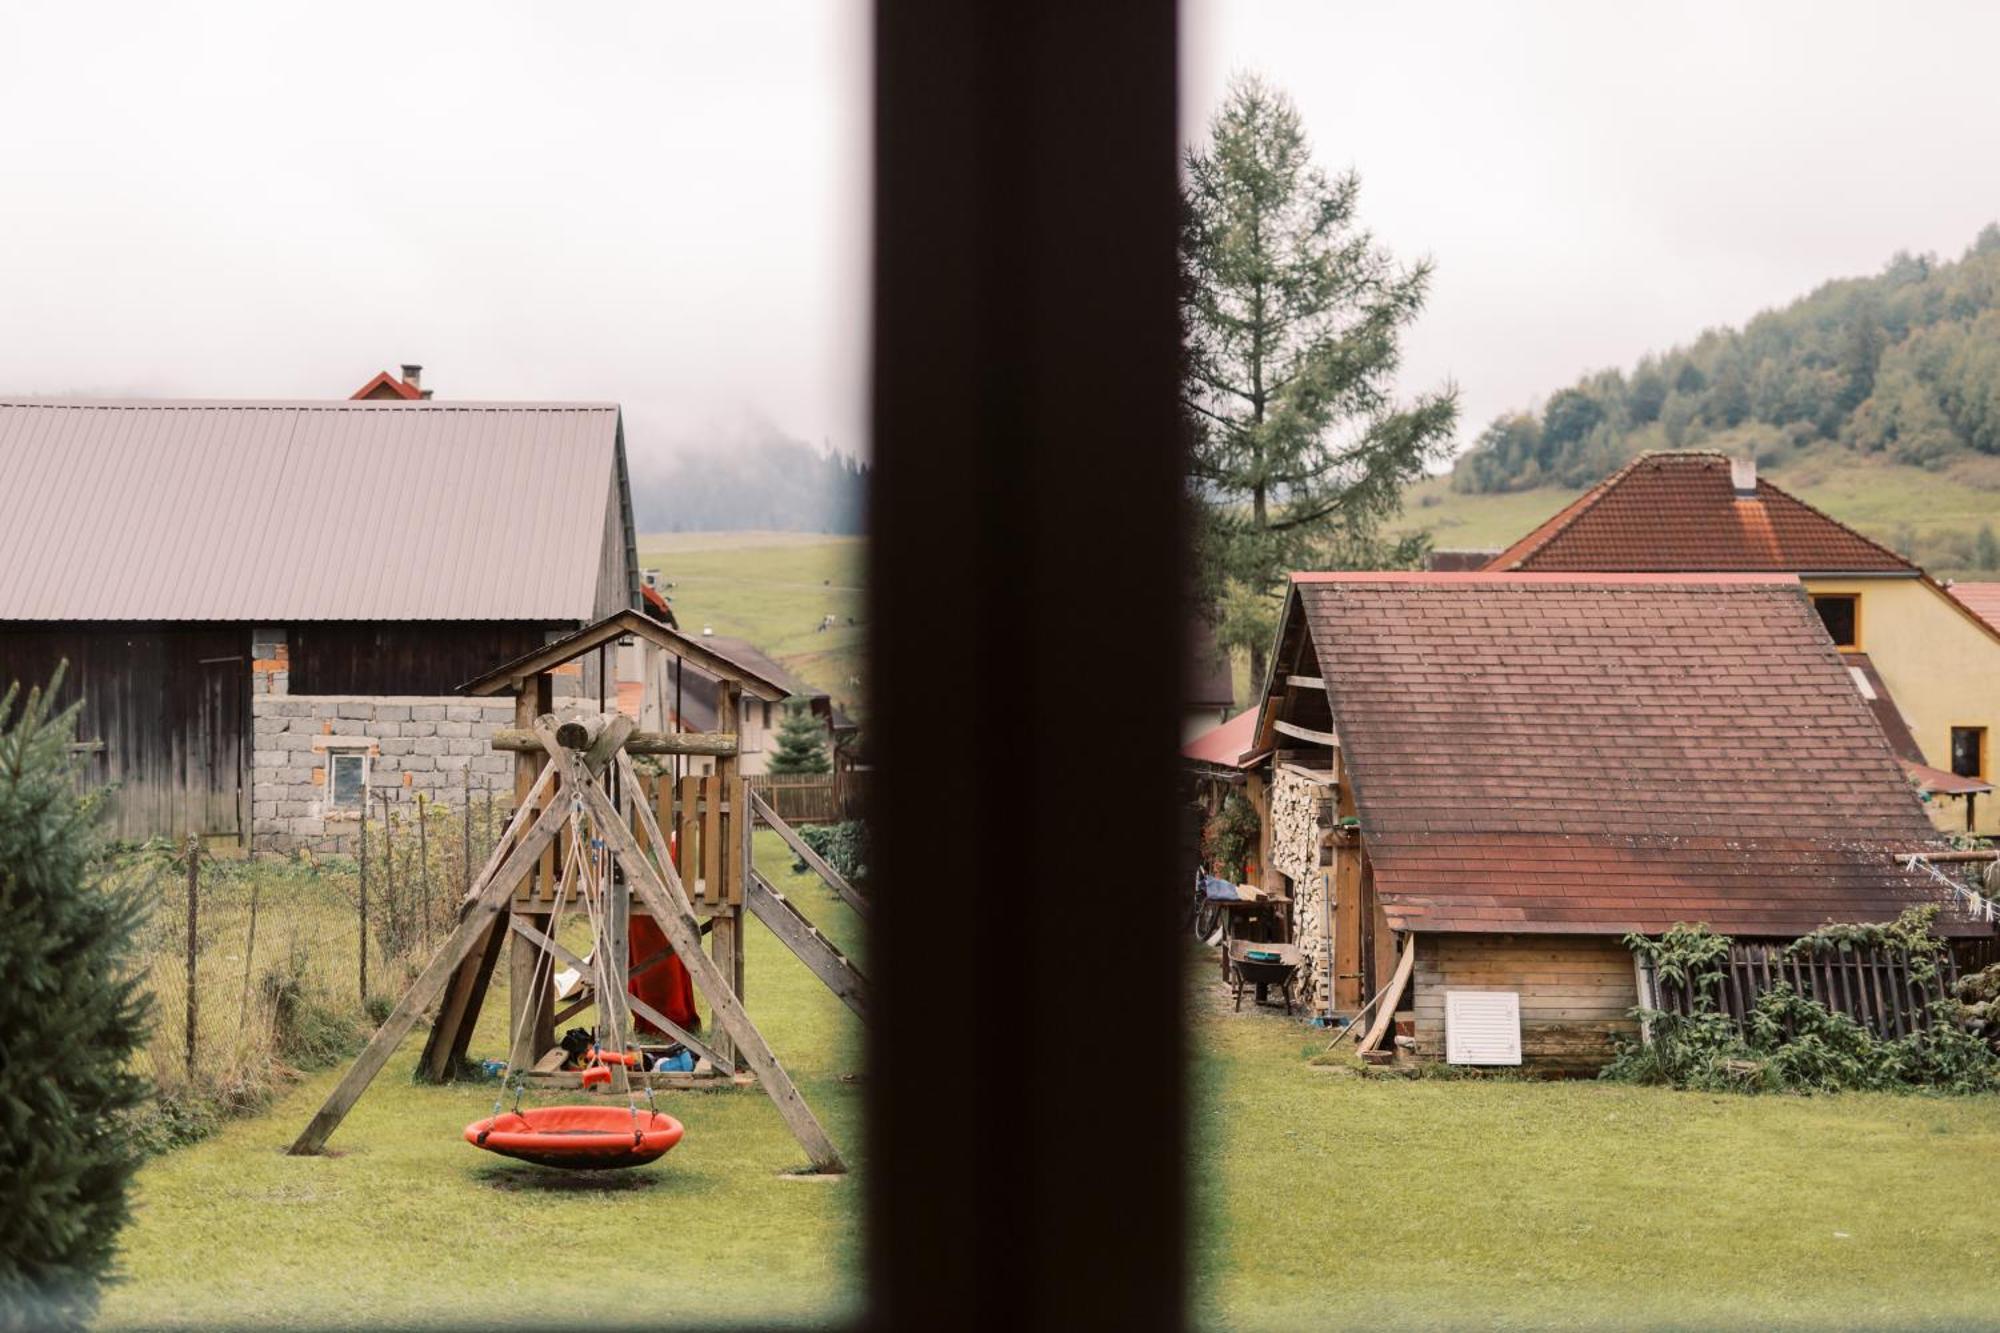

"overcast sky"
[3, 3, 1998, 471]
[1183, 1, 2000, 458]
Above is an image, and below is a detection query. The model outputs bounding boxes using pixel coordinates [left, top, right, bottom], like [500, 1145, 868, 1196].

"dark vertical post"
[462, 762, 473, 897]
[184, 834, 199, 1079]
[358, 784, 369, 1003]
[417, 793, 432, 952]
[870, 2, 1184, 1326]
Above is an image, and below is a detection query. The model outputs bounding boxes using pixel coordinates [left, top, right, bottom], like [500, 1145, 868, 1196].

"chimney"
[400, 363, 422, 392]
[1730, 457, 1757, 498]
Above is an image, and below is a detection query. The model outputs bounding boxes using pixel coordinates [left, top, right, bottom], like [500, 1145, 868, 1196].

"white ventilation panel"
[1444, 990, 1521, 1066]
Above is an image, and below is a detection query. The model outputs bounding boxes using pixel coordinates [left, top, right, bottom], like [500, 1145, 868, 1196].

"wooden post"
[358, 783, 369, 1002]
[605, 763, 633, 1093]
[710, 681, 742, 1070]
[379, 790, 396, 948]
[507, 683, 554, 1069]
[462, 762, 473, 898]
[417, 793, 432, 953]
[184, 834, 199, 1079]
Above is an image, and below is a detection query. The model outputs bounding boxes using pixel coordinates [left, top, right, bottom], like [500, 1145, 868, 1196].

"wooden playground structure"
[287, 610, 868, 1174]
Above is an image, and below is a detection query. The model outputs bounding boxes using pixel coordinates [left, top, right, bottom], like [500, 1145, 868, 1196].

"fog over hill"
[629, 418, 867, 533]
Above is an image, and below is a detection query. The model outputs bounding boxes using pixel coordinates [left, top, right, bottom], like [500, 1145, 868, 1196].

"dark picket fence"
[1647, 941, 1964, 1040]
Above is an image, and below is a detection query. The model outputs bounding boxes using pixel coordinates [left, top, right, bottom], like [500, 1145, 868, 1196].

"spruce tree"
[767, 701, 831, 776]
[1183, 74, 1457, 684]
[0, 671, 149, 1330]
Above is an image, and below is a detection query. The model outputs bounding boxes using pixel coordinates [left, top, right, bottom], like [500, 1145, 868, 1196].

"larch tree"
[1183, 74, 1457, 685]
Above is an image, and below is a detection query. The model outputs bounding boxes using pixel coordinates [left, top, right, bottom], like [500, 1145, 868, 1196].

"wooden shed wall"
[0, 623, 247, 840]
[1410, 933, 1639, 1069]
[288, 622, 556, 695]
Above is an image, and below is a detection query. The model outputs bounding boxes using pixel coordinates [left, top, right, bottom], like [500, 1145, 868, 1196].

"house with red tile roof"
[1249, 571, 1982, 1068]
[1486, 452, 2000, 834]
[1948, 581, 2000, 637]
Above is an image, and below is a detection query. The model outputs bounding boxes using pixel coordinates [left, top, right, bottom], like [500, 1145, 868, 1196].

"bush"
[1201, 791, 1260, 881]
[0, 675, 150, 1330]
[1602, 913, 2000, 1095]
[796, 820, 869, 887]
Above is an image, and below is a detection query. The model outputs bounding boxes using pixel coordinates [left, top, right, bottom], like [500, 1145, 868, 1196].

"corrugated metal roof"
[0, 399, 623, 620]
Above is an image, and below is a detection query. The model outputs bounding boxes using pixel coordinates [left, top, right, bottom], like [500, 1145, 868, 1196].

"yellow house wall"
[1805, 575, 2000, 835]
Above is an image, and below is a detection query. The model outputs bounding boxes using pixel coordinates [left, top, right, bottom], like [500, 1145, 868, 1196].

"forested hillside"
[1453, 225, 2000, 493]
[631, 424, 867, 533]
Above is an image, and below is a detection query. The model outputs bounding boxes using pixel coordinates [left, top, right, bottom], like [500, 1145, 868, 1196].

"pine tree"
[766, 701, 831, 776]
[0, 670, 149, 1330]
[1183, 74, 1458, 684]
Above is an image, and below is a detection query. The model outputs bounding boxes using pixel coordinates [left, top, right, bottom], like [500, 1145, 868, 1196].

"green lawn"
[99, 832, 865, 1330]
[637, 532, 864, 713]
[1191, 970, 2000, 1330]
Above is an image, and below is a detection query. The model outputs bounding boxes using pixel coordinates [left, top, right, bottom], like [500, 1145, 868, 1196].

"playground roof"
[460, 608, 790, 701]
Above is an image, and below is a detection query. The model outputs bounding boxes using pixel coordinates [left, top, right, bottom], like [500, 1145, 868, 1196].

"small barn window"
[327, 750, 369, 810]
[1811, 593, 1859, 650]
[1952, 726, 1988, 780]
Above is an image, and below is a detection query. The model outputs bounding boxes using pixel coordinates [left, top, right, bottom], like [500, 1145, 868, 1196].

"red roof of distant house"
[640, 582, 676, 625]
[1485, 453, 1918, 574]
[1287, 572, 1969, 937]
[351, 370, 423, 401]
[1181, 708, 1262, 770]
[1948, 581, 2000, 636]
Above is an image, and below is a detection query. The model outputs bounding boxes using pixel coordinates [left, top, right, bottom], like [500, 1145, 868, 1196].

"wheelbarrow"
[1228, 940, 1302, 1014]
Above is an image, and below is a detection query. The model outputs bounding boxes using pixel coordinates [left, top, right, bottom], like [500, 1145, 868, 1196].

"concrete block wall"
[251, 694, 515, 855]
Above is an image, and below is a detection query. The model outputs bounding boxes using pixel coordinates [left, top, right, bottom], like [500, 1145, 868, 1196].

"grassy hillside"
[1397, 446, 2000, 580]
[637, 531, 865, 713]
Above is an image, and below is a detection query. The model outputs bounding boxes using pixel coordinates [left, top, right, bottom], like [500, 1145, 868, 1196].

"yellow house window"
[1952, 727, 1988, 781]
[1811, 593, 1859, 650]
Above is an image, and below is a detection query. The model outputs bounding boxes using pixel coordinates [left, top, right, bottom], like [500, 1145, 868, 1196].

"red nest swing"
[465, 1105, 684, 1171]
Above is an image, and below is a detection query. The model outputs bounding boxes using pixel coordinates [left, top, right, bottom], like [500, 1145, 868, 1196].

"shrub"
[796, 820, 869, 887]
[1201, 791, 1260, 881]
[1603, 912, 2000, 1095]
[0, 674, 150, 1330]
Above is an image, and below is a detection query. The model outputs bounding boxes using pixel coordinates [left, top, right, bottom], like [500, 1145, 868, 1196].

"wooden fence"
[746, 771, 865, 826]
[1645, 941, 1964, 1041]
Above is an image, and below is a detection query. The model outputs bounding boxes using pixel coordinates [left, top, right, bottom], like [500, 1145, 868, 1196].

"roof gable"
[1286, 572, 1966, 937]
[1486, 452, 1917, 575]
[0, 399, 627, 621]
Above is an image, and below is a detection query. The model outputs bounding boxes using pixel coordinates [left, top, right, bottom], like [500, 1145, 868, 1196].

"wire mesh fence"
[104, 789, 513, 1130]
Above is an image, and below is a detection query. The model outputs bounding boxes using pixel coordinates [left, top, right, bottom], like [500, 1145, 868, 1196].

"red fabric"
[628, 911, 699, 1035]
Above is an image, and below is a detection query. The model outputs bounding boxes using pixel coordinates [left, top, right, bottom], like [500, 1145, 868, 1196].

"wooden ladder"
[745, 869, 869, 1022]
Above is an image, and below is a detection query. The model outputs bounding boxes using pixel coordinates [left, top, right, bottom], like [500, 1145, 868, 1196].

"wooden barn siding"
[288, 622, 557, 696]
[1411, 933, 1639, 1067]
[0, 623, 248, 840]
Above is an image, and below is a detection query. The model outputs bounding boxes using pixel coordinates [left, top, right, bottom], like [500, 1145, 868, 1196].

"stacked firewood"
[1269, 765, 1333, 1010]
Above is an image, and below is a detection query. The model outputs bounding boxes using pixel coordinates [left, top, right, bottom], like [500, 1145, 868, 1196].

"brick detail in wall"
[251, 627, 289, 696]
[250, 694, 516, 856]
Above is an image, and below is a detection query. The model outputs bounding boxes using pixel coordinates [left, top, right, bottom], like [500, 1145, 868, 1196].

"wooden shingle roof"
[1290, 572, 1973, 937]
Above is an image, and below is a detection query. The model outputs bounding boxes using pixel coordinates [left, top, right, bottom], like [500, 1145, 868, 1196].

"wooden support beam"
[604, 750, 846, 1172]
[1284, 674, 1325, 691]
[748, 788, 871, 920]
[490, 728, 739, 757]
[288, 791, 569, 1155]
[417, 916, 505, 1082]
[1273, 720, 1337, 747]
[746, 869, 870, 1021]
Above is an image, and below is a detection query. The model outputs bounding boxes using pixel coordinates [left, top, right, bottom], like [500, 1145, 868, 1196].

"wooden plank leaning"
[1356, 934, 1417, 1056]
[288, 785, 572, 1155]
[603, 750, 846, 1172]
[747, 788, 870, 920]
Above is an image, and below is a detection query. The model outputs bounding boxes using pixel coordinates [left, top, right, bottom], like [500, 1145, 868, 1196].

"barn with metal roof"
[0, 393, 640, 847]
